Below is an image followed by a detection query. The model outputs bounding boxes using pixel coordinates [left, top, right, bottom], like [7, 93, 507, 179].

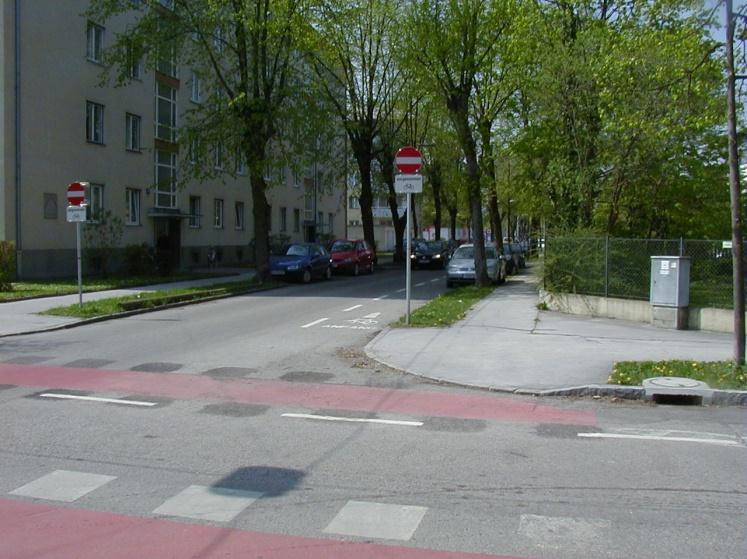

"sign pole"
[76, 220, 83, 309]
[406, 192, 411, 325]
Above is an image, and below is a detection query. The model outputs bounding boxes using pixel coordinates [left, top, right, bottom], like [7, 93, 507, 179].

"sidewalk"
[366, 269, 738, 398]
[0, 269, 255, 337]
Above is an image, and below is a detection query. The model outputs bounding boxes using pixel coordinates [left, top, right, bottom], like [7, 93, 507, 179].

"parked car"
[270, 243, 331, 283]
[329, 239, 375, 275]
[446, 243, 506, 287]
[411, 240, 451, 269]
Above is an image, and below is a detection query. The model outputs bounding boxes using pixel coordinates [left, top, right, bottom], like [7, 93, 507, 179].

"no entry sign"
[395, 146, 422, 174]
[67, 182, 88, 206]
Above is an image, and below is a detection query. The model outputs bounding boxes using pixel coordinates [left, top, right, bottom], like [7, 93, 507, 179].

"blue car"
[270, 243, 332, 283]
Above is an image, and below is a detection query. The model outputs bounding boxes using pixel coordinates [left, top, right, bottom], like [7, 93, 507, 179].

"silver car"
[446, 243, 506, 288]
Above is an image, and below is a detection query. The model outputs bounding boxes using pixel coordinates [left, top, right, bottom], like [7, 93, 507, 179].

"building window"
[264, 162, 272, 181]
[155, 150, 177, 208]
[190, 71, 201, 103]
[213, 143, 223, 170]
[126, 188, 141, 225]
[213, 26, 224, 53]
[86, 101, 104, 144]
[189, 196, 201, 228]
[214, 198, 224, 229]
[293, 172, 300, 188]
[236, 151, 247, 175]
[156, 83, 177, 142]
[157, 43, 177, 77]
[280, 207, 287, 232]
[43, 193, 58, 220]
[235, 201, 245, 230]
[188, 138, 200, 165]
[86, 183, 104, 222]
[293, 209, 300, 233]
[126, 113, 141, 152]
[278, 166, 287, 185]
[349, 196, 360, 209]
[86, 22, 104, 63]
[127, 42, 142, 79]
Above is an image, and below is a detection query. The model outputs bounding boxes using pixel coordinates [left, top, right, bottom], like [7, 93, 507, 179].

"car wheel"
[353, 263, 359, 276]
[324, 267, 332, 280]
[302, 269, 312, 283]
[368, 261, 375, 274]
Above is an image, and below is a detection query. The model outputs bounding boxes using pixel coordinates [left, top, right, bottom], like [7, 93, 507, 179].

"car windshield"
[286, 245, 308, 257]
[426, 241, 444, 250]
[331, 241, 354, 252]
[452, 246, 474, 259]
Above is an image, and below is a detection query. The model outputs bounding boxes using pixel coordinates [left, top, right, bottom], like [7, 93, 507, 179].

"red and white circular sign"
[67, 182, 88, 206]
[395, 146, 422, 174]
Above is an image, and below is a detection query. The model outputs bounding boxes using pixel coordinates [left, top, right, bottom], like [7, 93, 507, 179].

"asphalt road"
[0, 267, 745, 559]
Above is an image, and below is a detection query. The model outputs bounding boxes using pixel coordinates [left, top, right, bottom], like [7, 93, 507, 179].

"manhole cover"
[646, 377, 703, 389]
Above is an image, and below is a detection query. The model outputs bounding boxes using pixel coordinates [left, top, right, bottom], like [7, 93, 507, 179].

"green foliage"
[0, 241, 16, 291]
[609, 360, 747, 390]
[84, 210, 124, 277]
[124, 244, 154, 275]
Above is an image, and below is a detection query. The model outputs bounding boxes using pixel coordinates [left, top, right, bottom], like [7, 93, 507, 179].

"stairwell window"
[280, 207, 287, 232]
[214, 198, 224, 229]
[86, 183, 104, 222]
[86, 22, 104, 63]
[126, 188, 141, 225]
[235, 201, 245, 230]
[126, 113, 141, 152]
[189, 196, 201, 228]
[86, 101, 104, 144]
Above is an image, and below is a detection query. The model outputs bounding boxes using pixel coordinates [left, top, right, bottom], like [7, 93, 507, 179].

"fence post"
[679, 237, 684, 257]
[604, 235, 609, 298]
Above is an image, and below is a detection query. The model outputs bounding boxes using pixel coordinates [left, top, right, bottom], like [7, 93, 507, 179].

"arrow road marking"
[282, 413, 423, 427]
[343, 305, 363, 312]
[301, 318, 329, 329]
[39, 393, 157, 407]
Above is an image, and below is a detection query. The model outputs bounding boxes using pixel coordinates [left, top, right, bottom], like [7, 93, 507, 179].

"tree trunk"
[412, 197, 419, 238]
[478, 121, 503, 250]
[429, 161, 443, 240]
[250, 169, 271, 283]
[448, 205, 458, 240]
[351, 141, 376, 253]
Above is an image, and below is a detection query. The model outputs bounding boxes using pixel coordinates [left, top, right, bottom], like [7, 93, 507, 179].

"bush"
[0, 241, 16, 291]
[124, 244, 154, 275]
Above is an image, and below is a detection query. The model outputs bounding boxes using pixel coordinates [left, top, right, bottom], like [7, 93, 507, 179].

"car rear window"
[331, 241, 354, 252]
[453, 247, 474, 259]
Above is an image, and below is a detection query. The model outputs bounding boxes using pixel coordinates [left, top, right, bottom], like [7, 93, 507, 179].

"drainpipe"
[13, 0, 21, 278]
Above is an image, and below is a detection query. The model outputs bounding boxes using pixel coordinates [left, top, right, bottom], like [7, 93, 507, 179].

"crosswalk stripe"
[324, 500, 428, 541]
[152, 485, 262, 522]
[10, 470, 116, 503]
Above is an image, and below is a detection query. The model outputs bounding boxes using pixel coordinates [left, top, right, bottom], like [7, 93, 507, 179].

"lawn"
[0, 272, 235, 302]
[395, 285, 494, 327]
[608, 360, 747, 390]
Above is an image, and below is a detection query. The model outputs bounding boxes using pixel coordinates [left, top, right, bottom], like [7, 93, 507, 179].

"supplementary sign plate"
[67, 206, 87, 223]
[395, 174, 423, 193]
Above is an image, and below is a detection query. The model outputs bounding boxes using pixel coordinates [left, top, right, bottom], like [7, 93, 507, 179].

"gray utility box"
[650, 256, 690, 329]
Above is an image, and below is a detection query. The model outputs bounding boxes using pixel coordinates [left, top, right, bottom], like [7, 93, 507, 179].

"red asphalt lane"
[0, 498, 534, 559]
[0, 363, 596, 426]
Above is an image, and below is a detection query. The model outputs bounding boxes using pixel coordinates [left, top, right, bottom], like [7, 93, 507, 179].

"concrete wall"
[539, 289, 740, 333]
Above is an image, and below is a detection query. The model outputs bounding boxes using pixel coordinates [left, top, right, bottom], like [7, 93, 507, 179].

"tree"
[88, 0, 316, 282]
[405, 0, 517, 286]
[308, 0, 405, 253]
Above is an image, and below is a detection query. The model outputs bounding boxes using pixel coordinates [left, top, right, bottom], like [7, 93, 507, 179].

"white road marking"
[301, 318, 329, 328]
[518, 514, 610, 547]
[396, 288, 406, 293]
[577, 432, 743, 447]
[415, 282, 426, 287]
[343, 304, 363, 312]
[153, 485, 261, 522]
[40, 393, 156, 407]
[430, 278, 440, 283]
[373, 295, 389, 300]
[11, 470, 116, 503]
[363, 312, 381, 319]
[324, 500, 428, 541]
[282, 413, 423, 427]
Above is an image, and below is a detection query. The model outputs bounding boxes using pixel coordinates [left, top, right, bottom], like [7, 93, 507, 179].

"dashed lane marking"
[342, 305, 363, 312]
[363, 312, 381, 319]
[577, 432, 743, 447]
[282, 413, 423, 427]
[430, 278, 440, 283]
[415, 282, 426, 287]
[372, 295, 389, 301]
[301, 318, 329, 329]
[396, 288, 406, 293]
[39, 393, 157, 407]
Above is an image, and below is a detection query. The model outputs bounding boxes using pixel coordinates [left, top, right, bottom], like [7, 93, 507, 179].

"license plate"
[420, 258, 429, 263]
[271, 270, 285, 276]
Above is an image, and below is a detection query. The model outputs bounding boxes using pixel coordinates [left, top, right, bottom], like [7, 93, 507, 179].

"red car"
[329, 239, 376, 275]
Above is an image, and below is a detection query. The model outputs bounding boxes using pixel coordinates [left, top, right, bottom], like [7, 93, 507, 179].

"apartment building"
[0, 1, 343, 279]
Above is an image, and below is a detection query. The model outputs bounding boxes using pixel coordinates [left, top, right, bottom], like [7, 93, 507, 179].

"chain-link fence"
[543, 237, 736, 308]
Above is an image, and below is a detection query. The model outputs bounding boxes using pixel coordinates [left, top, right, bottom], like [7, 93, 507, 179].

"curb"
[365, 328, 747, 407]
[0, 282, 286, 338]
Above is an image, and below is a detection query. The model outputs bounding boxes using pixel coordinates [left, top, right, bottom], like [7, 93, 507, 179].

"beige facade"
[346, 194, 408, 251]
[0, 1, 344, 278]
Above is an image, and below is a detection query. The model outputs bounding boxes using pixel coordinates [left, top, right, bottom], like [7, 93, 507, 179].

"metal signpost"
[394, 147, 423, 324]
[66, 182, 88, 309]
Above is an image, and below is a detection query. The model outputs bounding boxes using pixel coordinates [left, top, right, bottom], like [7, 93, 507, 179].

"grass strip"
[0, 272, 237, 302]
[40, 280, 278, 319]
[608, 360, 747, 390]
[394, 286, 494, 327]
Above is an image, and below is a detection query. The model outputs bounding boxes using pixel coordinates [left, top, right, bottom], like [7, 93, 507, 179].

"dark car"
[329, 239, 375, 275]
[410, 240, 450, 269]
[270, 243, 331, 283]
